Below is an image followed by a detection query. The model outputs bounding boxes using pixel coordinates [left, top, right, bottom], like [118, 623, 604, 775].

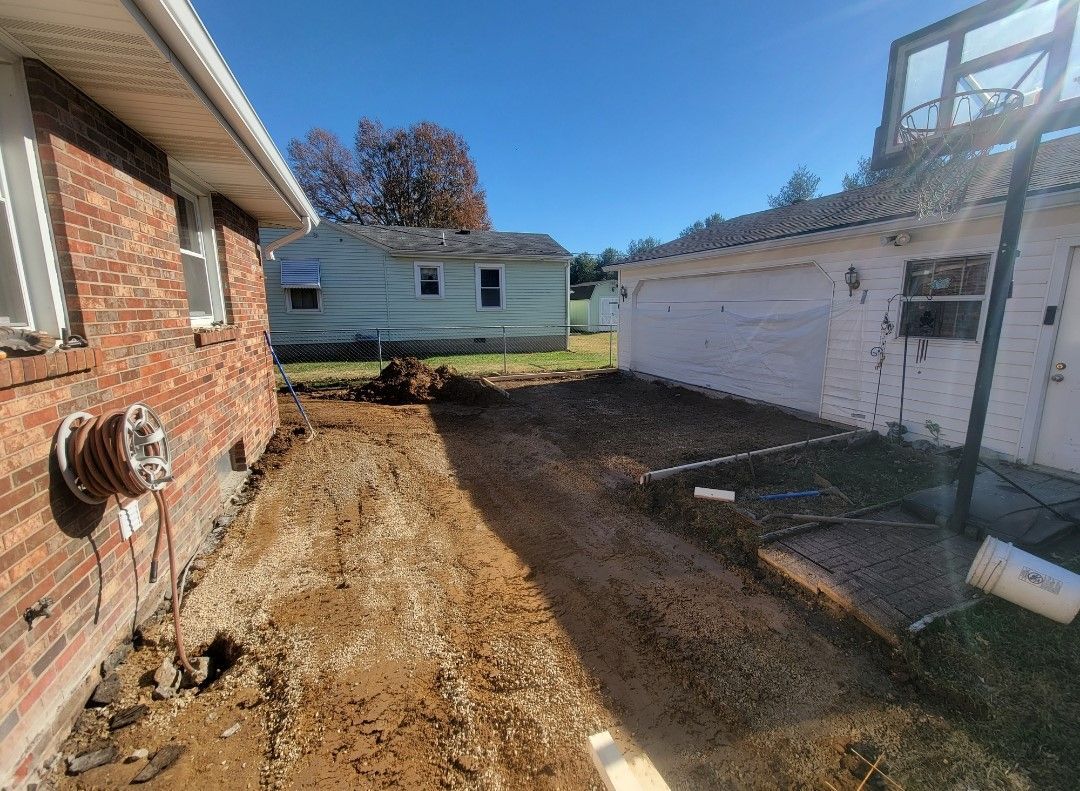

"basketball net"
[899, 89, 1024, 218]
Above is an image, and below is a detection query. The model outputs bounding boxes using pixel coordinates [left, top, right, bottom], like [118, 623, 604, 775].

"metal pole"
[377, 328, 383, 372]
[898, 315, 909, 445]
[502, 326, 508, 374]
[951, 127, 1043, 533]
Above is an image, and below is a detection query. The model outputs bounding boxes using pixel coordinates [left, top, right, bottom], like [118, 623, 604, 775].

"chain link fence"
[270, 324, 618, 386]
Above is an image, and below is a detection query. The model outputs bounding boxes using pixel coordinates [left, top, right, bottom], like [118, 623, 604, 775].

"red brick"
[2, 60, 279, 786]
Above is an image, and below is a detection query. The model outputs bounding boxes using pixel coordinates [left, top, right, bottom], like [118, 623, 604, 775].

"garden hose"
[55, 405, 195, 675]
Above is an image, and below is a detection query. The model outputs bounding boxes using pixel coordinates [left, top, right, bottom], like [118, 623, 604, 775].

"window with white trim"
[901, 254, 990, 340]
[476, 264, 504, 310]
[280, 259, 322, 313]
[415, 262, 443, 298]
[0, 48, 66, 335]
[173, 183, 225, 325]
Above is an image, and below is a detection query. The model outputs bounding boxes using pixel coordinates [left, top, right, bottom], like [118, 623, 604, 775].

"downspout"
[262, 217, 313, 261]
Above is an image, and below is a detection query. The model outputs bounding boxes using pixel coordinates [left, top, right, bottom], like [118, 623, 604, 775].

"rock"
[67, 745, 118, 774]
[213, 515, 233, 530]
[131, 744, 185, 783]
[88, 672, 122, 707]
[152, 685, 177, 701]
[191, 559, 208, 571]
[181, 656, 210, 688]
[154, 658, 181, 690]
[100, 642, 131, 676]
[220, 723, 241, 739]
[110, 704, 148, 731]
[125, 748, 150, 763]
[909, 439, 937, 453]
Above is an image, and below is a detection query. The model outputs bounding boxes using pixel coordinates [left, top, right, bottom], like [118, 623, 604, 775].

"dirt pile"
[349, 357, 501, 405]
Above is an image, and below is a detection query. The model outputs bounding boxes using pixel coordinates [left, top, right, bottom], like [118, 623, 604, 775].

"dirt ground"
[55, 375, 1029, 790]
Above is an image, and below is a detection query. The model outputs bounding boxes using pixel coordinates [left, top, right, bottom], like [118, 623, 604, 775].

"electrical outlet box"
[118, 499, 142, 540]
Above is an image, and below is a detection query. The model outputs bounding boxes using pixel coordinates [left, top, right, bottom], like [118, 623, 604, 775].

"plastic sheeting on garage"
[628, 264, 833, 414]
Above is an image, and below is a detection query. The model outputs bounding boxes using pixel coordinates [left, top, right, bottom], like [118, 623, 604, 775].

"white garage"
[627, 263, 834, 415]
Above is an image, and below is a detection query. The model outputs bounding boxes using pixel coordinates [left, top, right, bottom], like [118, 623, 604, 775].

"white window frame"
[284, 286, 322, 313]
[900, 253, 992, 342]
[414, 261, 444, 299]
[475, 263, 505, 311]
[0, 46, 66, 336]
[172, 170, 226, 327]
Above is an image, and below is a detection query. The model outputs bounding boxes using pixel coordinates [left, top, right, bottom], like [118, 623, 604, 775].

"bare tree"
[288, 119, 491, 229]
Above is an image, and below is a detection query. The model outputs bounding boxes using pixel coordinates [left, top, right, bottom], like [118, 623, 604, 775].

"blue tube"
[757, 490, 823, 501]
[264, 330, 315, 439]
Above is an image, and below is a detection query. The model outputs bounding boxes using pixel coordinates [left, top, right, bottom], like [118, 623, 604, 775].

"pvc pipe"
[758, 490, 822, 501]
[966, 536, 1080, 624]
[638, 430, 864, 484]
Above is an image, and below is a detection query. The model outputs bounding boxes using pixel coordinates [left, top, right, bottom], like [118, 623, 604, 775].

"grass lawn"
[905, 552, 1080, 790]
[278, 331, 616, 386]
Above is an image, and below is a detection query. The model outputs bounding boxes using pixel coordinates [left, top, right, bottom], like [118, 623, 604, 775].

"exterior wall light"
[620, 285, 628, 301]
[844, 265, 861, 296]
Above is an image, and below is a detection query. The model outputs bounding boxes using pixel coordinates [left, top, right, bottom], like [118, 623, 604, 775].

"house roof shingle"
[338, 224, 570, 259]
[622, 134, 1080, 266]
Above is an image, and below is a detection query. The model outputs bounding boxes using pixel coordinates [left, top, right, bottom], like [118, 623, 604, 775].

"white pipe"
[637, 429, 865, 484]
[262, 217, 313, 261]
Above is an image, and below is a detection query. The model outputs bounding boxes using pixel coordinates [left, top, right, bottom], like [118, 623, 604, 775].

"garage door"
[630, 265, 832, 414]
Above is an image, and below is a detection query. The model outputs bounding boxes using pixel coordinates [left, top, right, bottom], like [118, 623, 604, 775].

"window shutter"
[280, 260, 321, 288]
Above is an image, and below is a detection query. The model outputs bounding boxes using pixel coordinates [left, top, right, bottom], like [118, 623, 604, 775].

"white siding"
[618, 200, 1080, 462]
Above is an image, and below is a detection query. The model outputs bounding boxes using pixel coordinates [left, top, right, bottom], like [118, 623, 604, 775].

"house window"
[415, 262, 443, 298]
[280, 259, 322, 313]
[0, 49, 65, 335]
[476, 264, 504, 310]
[286, 287, 321, 312]
[173, 183, 225, 325]
[901, 254, 990, 340]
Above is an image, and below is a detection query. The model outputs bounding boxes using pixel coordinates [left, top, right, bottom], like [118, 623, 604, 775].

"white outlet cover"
[118, 499, 143, 540]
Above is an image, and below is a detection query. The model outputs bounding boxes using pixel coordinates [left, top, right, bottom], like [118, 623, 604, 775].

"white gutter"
[125, 0, 318, 228]
[610, 187, 1080, 272]
[262, 217, 314, 261]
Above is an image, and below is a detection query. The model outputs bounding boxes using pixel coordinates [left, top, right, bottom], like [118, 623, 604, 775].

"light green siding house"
[261, 222, 571, 360]
[569, 280, 620, 332]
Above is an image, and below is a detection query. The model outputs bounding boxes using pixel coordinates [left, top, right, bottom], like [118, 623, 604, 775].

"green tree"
[570, 253, 602, 284]
[841, 155, 899, 191]
[767, 165, 821, 208]
[597, 247, 622, 271]
[626, 236, 661, 259]
[678, 212, 726, 238]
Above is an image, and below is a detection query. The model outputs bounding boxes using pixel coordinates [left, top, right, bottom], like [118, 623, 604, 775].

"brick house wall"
[0, 61, 280, 785]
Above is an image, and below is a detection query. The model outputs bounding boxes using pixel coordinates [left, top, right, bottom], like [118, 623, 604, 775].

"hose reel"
[55, 403, 173, 504]
[54, 403, 195, 676]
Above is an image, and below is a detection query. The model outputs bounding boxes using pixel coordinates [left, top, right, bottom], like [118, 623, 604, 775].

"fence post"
[377, 328, 383, 372]
[609, 327, 614, 368]
[502, 326, 508, 374]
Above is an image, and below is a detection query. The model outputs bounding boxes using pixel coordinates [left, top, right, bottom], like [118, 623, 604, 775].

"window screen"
[901, 255, 990, 339]
[478, 267, 503, 308]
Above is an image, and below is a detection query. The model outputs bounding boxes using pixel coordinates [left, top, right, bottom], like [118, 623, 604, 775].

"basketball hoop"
[897, 88, 1025, 219]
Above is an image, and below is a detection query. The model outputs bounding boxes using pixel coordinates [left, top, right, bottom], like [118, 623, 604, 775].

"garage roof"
[0, 0, 317, 227]
[339, 224, 571, 260]
[621, 134, 1080, 266]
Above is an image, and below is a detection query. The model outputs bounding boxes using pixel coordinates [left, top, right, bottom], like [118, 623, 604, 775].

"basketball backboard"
[872, 0, 1080, 169]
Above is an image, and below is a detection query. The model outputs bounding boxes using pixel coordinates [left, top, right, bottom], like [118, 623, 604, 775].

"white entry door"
[1035, 248, 1080, 473]
[599, 297, 619, 328]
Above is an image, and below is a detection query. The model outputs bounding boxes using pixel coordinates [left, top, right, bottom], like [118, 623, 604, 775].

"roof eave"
[128, 0, 318, 227]
[611, 185, 1080, 271]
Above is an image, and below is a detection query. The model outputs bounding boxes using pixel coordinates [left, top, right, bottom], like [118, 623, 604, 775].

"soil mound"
[350, 357, 500, 405]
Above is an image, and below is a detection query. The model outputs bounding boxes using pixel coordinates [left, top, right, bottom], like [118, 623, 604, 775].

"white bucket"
[966, 536, 1080, 624]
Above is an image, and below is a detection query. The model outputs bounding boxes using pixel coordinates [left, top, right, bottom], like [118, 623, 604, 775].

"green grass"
[278, 331, 616, 387]
[904, 555, 1080, 790]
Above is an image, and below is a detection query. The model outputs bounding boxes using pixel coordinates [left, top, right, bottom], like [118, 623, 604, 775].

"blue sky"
[196, 0, 973, 253]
